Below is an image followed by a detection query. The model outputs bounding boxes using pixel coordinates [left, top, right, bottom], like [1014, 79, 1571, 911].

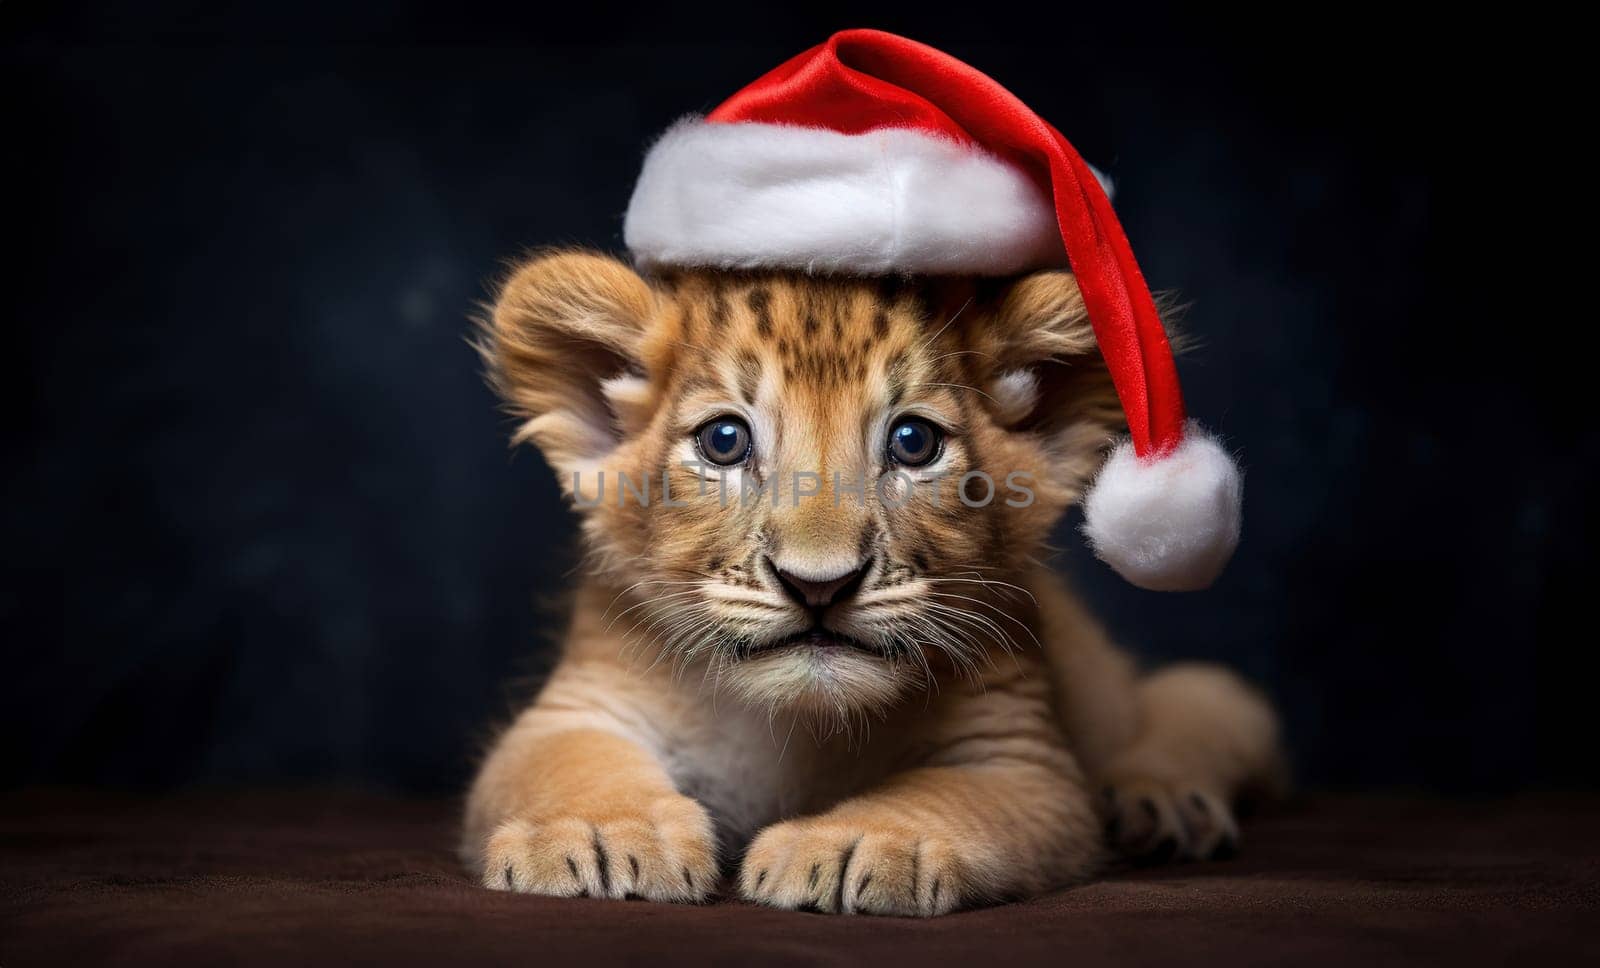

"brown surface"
[2, 790, 1596, 966]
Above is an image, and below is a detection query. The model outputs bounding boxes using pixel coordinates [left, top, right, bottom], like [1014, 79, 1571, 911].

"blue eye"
[888, 419, 942, 466]
[696, 417, 752, 466]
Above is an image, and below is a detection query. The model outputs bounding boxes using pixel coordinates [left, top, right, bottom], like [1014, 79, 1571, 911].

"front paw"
[739, 818, 965, 916]
[482, 794, 717, 903]
[1100, 776, 1240, 863]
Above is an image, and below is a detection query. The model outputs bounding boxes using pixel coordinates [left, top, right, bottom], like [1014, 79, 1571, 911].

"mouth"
[746, 628, 877, 657]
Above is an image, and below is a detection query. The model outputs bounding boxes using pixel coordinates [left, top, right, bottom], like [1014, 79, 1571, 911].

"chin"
[721, 633, 909, 723]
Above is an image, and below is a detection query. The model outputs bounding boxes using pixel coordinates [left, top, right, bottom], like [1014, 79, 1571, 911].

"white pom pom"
[1081, 421, 1243, 592]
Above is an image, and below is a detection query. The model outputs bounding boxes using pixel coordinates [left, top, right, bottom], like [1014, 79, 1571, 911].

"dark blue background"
[5, 4, 1590, 794]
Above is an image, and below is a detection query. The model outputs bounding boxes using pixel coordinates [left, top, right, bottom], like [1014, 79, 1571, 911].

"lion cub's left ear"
[976, 270, 1125, 495]
[481, 250, 658, 488]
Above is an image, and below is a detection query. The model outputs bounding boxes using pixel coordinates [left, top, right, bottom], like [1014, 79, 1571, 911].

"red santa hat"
[623, 29, 1242, 592]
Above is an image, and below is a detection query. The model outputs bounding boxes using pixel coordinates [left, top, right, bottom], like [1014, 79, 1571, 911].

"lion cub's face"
[486, 252, 1120, 721]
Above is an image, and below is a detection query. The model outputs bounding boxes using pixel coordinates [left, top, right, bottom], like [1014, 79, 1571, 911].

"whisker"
[936, 575, 1038, 605]
[925, 591, 1041, 651]
[925, 348, 997, 366]
[925, 295, 975, 345]
[921, 381, 998, 404]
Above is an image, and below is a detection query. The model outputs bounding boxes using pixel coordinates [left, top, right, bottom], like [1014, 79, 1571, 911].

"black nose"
[770, 560, 871, 610]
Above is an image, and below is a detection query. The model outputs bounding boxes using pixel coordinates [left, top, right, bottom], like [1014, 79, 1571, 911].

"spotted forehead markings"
[708, 287, 729, 331]
[886, 353, 911, 408]
[690, 278, 953, 397]
[747, 287, 773, 338]
[734, 351, 761, 405]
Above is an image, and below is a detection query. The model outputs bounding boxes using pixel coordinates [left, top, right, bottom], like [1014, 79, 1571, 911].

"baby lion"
[461, 255, 1282, 914]
[462, 29, 1281, 915]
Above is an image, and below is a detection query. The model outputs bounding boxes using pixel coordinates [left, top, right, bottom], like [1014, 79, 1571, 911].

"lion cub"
[462, 250, 1283, 915]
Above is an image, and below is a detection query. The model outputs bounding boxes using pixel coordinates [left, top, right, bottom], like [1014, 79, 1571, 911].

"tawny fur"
[463, 250, 1285, 915]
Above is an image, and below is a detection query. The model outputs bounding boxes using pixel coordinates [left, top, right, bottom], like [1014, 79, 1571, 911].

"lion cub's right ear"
[480, 250, 659, 486]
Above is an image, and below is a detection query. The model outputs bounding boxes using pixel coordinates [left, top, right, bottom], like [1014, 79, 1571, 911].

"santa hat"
[623, 29, 1242, 592]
